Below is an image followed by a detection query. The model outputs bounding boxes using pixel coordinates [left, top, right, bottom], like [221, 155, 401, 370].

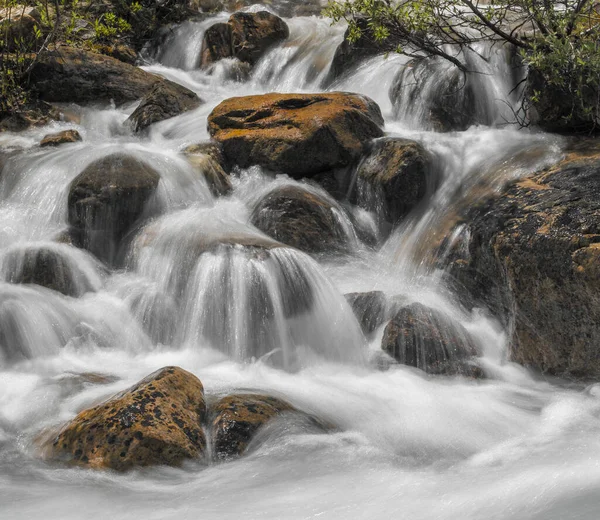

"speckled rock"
[210, 393, 326, 460]
[345, 291, 388, 335]
[40, 130, 82, 147]
[45, 366, 206, 471]
[208, 92, 384, 178]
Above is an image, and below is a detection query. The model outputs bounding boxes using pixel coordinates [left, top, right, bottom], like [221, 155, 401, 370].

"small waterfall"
[130, 205, 366, 367]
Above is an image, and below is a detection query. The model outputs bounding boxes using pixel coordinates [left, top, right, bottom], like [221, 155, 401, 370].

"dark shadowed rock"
[382, 303, 481, 376]
[354, 137, 432, 225]
[183, 143, 232, 196]
[345, 291, 388, 335]
[127, 80, 202, 132]
[44, 366, 206, 471]
[200, 11, 289, 69]
[40, 130, 82, 147]
[0, 101, 61, 132]
[2, 245, 95, 297]
[210, 393, 327, 460]
[29, 47, 168, 105]
[0, 6, 42, 52]
[68, 154, 160, 265]
[208, 92, 384, 178]
[250, 185, 352, 255]
[449, 139, 600, 378]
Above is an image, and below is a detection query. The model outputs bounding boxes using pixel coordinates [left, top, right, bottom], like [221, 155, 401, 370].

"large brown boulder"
[200, 11, 289, 69]
[29, 47, 173, 105]
[208, 92, 384, 178]
[250, 185, 353, 255]
[126, 80, 202, 132]
[210, 393, 326, 460]
[68, 154, 160, 265]
[44, 367, 206, 471]
[354, 138, 432, 225]
[449, 139, 600, 378]
[382, 303, 481, 376]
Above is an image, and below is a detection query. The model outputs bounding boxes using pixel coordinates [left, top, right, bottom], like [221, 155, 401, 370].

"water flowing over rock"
[208, 92, 384, 178]
[40, 130, 82, 147]
[345, 291, 389, 335]
[126, 80, 202, 133]
[353, 137, 432, 226]
[183, 143, 232, 196]
[200, 11, 289, 69]
[29, 47, 173, 105]
[382, 303, 481, 376]
[250, 185, 355, 255]
[449, 139, 600, 378]
[43, 367, 207, 471]
[0, 243, 101, 297]
[68, 154, 160, 265]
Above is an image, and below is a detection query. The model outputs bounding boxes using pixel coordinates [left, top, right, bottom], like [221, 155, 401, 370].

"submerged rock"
[1, 245, 97, 297]
[29, 47, 171, 105]
[126, 80, 202, 133]
[183, 143, 232, 196]
[200, 11, 289, 69]
[345, 291, 388, 335]
[250, 185, 352, 255]
[210, 393, 327, 460]
[354, 138, 432, 225]
[208, 92, 384, 178]
[382, 303, 481, 376]
[68, 154, 160, 265]
[44, 366, 206, 471]
[450, 139, 600, 377]
[40, 130, 82, 147]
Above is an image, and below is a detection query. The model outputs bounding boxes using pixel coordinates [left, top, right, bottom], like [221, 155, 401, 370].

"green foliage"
[325, 0, 600, 132]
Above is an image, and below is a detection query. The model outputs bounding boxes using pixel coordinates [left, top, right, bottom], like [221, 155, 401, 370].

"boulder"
[29, 47, 168, 105]
[382, 303, 481, 376]
[210, 393, 325, 460]
[44, 367, 206, 471]
[449, 138, 600, 377]
[200, 11, 289, 69]
[126, 80, 202, 133]
[345, 291, 388, 335]
[68, 154, 160, 265]
[0, 101, 60, 132]
[93, 43, 138, 65]
[0, 5, 42, 52]
[250, 185, 352, 255]
[183, 143, 232, 196]
[40, 130, 82, 147]
[354, 138, 432, 225]
[196, 0, 322, 17]
[208, 92, 384, 178]
[389, 58, 479, 132]
[2, 245, 95, 297]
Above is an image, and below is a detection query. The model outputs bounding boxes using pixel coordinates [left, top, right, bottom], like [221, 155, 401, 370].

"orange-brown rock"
[183, 143, 232, 196]
[210, 393, 327, 460]
[208, 92, 384, 178]
[40, 130, 82, 147]
[45, 366, 206, 471]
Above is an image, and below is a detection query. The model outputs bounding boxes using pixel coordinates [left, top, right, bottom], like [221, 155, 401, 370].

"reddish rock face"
[208, 92, 384, 178]
[44, 367, 207, 471]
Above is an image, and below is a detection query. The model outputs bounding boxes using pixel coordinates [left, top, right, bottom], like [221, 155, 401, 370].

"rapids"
[1, 7, 598, 520]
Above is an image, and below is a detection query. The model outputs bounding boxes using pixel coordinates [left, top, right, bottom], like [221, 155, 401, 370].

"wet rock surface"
[208, 92, 384, 178]
[250, 185, 352, 255]
[210, 393, 326, 460]
[44, 367, 207, 471]
[29, 47, 170, 105]
[40, 130, 82, 147]
[200, 11, 289, 69]
[126, 80, 202, 132]
[450, 139, 600, 377]
[382, 303, 481, 376]
[345, 291, 388, 335]
[68, 154, 160, 265]
[183, 143, 232, 196]
[354, 137, 432, 226]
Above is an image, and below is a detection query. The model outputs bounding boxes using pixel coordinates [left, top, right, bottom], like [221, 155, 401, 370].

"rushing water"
[2, 6, 599, 520]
